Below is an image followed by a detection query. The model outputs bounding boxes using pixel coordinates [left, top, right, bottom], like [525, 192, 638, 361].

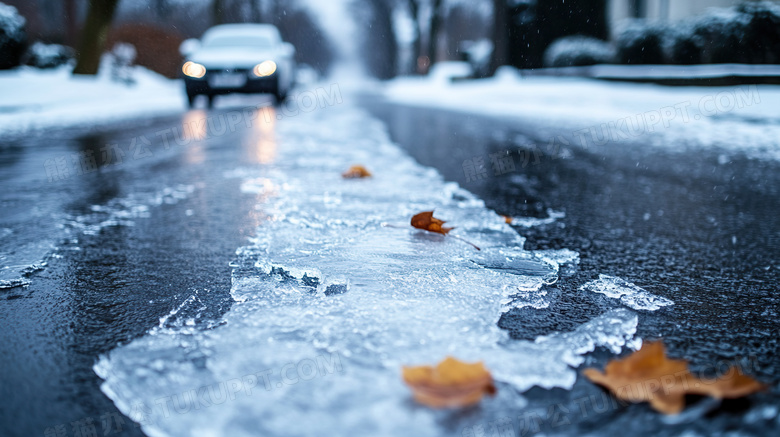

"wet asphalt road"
[0, 104, 270, 436]
[363, 99, 780, 435]
[0, 94, 778, 436]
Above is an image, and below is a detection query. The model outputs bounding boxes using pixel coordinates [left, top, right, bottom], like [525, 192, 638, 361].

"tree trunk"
[154, 0, 169, 21]
[630, 0, 645, 18]
[73, 0, 120, 75]
[64, 0, 78, 47]
[490, 0, 508, 73]
[213, 0, 225, 25]
[425, 0, 443, 73]
[407, 0, 422, 74]
[249, 0, 261, 22]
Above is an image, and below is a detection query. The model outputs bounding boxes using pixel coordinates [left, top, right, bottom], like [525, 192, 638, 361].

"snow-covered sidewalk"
[0, 64, 186, 138]
[383, 68, 780, 161]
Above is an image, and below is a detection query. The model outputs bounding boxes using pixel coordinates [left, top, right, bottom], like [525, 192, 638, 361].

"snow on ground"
[95, 105, 642, 437]
[0, 62, 185, 138]
[383, 67, 780, 161]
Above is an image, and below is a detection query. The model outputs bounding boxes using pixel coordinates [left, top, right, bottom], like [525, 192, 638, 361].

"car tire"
[187, 92, 197, 108]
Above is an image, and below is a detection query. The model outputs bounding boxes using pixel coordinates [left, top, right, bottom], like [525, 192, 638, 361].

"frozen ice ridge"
[95, 106, 639, 437]
[580, 274, 674, 311]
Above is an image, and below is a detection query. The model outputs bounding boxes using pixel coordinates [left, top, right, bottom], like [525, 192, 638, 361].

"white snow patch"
[0, 3, 25, 42]
[381, 71, 780, 161]
[0, 60, 185, 138]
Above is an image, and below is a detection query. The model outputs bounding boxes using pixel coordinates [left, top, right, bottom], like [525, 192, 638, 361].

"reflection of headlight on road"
[253, 61, 277, 77]
[182, 61, 206, 78]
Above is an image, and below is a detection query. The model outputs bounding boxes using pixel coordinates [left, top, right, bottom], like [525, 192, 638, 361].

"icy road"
[1, 92, 778, 436]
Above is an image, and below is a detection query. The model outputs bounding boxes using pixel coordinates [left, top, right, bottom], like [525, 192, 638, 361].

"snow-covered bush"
[664, 19, 704, 65]
[0, 2, 26, 70]
[691, 7, 751, 64]
[428, 61, 472, 83]
[24, 42, 72, 69]
[665, 1, 780, 65]
[544, 35, 614, 68]
[110, 43, 137, 85]
[735, 1, 780, 64]
[614, 20, 666, 65]
[460, 39, 494, 77]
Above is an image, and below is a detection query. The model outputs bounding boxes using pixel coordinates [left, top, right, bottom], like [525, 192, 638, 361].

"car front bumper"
[184, 68, 279, 96]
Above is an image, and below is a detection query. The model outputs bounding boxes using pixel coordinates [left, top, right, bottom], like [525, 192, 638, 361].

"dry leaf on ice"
[411, 211, 453, 235]
[584, 341, 766, 415]
[342, 165, 372, 179]
[409, 211, 480, 250]
[403, 356, 496, 408]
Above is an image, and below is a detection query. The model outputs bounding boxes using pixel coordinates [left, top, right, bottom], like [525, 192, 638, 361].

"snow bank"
[24, 42, 72, 69]
[544, 36, 614, 68]
[383, 71, 780, 161]
[0, 60, 185, 138]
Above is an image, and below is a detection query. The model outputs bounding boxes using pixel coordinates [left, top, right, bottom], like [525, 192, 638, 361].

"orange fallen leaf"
[402, 356, 496, 408]
[501, 215, 513, 224]
[409, 211, 480, 250]
[411, 211, 453, 235]
[342, 165, 372, 179]
[584, 341, 766, 415]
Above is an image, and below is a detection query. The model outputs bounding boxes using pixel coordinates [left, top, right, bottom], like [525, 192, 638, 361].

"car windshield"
[203, 35, 273, 49]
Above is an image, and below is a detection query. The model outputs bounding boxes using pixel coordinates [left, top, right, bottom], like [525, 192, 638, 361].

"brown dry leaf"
[402, 356, 496, 408]
[501, 215, 513, 224]
[584, 341, 766, 415]
[688, 368, 768, 400]
[411, 211, 453, 235]
[342, 165, 372, 179]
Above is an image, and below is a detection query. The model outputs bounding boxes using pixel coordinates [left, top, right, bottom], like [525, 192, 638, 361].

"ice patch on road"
[0, 238, 55, 290]
[0, 184, 196, 292]
[64, 184, 195, 235]
[580, 274, 674, 311]
[507, 209, 566, 228]
[95, 106, 638, 437]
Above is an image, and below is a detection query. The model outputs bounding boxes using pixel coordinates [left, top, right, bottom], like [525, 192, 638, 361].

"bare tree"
[407, 0, 421, 72]
[352, 0, 398, 79]
[630, 0, 645, 18]
[153, 0, 170, 21]
[73, 0, 121, 75]
[213, 0, 225, 25]
[249, 0, 261, 22]
[406, 0, 445, 74]
[491, 0, 508, 72]
[425, 0, 443, 71]
[64, 0, 78, 46]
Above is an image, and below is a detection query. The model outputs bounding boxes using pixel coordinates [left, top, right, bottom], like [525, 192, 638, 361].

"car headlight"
[253, 61, 277, 77]
[182, 61, 206, 78]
